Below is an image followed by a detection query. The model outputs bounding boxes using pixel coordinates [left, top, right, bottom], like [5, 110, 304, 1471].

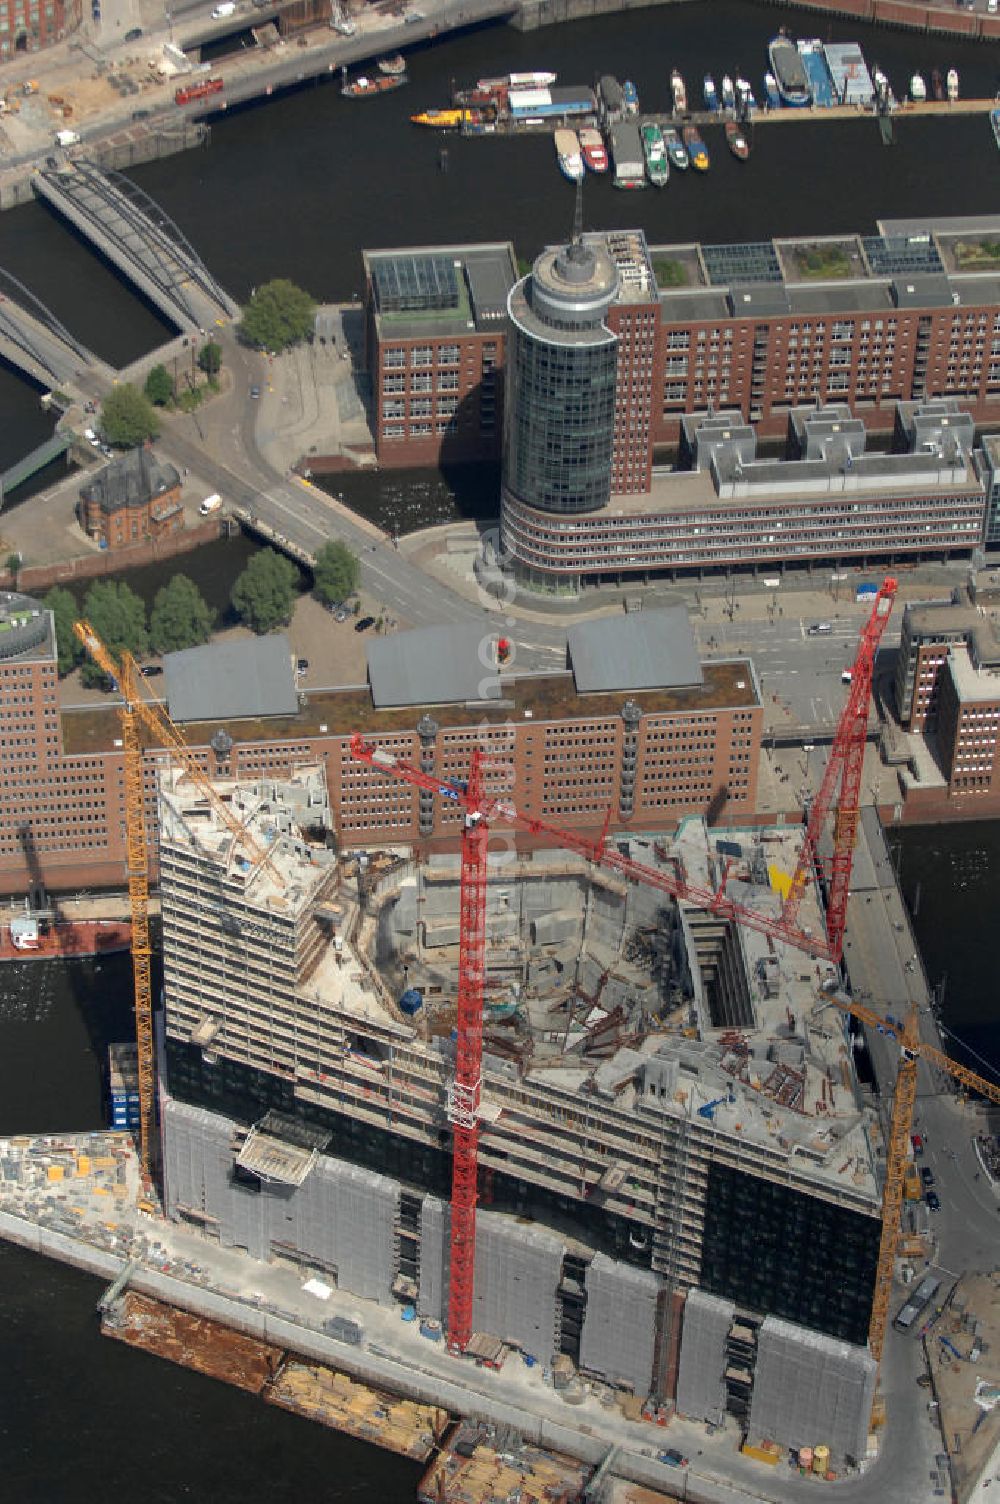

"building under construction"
[157, 751, 882, 1463]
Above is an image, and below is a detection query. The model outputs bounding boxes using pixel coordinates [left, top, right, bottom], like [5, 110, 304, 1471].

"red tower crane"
[348, 574, 897, 1350]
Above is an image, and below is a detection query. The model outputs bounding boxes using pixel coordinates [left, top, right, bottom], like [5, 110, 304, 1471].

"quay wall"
[0, 1204, 783, 1504]
[513, 0, 1000, 39]
[0, 123, 209, 212]
[0, 516, 225, 596]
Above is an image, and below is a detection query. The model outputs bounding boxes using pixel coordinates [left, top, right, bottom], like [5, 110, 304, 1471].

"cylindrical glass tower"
[502, 238, 619, 517]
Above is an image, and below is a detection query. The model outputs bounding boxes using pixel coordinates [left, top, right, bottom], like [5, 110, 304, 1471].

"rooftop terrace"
[60, 662, 760, 757]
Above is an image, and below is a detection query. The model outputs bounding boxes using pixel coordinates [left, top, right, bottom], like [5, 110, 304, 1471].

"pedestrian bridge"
[0, 267, 106, 390]
[33, 161, 240, 335]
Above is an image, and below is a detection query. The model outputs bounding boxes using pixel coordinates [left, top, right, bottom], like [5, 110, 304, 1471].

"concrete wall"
[747, 1316, 877, 1465]
[162, 1098, 400, 1305]
[579, 1254, 662, 1396]
[675, 1288, 735, 1425]
[418, 1195, 564, 1363]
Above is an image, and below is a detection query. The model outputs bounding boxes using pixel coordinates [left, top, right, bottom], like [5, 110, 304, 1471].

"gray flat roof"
[365, 243, 516, 341]
[660, 289, 730, 324]
[165, 634, 297, 723]
[728, 283, 790, 317]
[891, 274, 954, 309]
[367, 624, 501, 708]
[568, 607, 704, 694]
[789, 283, 891, 314]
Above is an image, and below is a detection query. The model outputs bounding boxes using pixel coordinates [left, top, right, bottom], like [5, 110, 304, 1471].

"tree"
[144, 365, 174, 407]
[5, 551, 21, 585]
[150, 574, 214, 655]
[100, 384, 159, 448]
[239, 279, 316, 353]
[231, 548, 298, 635]
[198, 341, 223, 376]
[80, 579, 148, 686]
[43, 586, 84, 676]
[313, 540, 359, 606]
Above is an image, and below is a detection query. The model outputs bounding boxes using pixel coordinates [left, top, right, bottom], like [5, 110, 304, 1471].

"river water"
[1, 2, 1000, 1496]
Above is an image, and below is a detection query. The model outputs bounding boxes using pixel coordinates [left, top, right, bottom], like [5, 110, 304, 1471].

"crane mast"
[73, 620, 285, 1183]
[447, 756, 488, 1354]
[780, 576, 897, 960]
[822, 992, 1000, 1361]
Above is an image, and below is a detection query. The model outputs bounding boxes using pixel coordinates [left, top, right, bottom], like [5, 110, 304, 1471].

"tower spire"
[572, 175, 583, 245]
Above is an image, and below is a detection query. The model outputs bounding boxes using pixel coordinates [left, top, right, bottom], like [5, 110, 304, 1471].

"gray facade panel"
[579, 1253, 661, 1395]
[675, 1288, 736, 1424]
[748, 1317, 877, 1464]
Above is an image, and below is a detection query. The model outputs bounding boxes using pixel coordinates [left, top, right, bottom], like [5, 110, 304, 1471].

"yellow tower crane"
[73, 620, 284, 1181]
[823, 992, 1000, 1362]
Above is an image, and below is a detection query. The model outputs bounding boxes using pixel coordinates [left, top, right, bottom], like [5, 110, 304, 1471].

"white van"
[199, 492, 222, 515]
[211, 2, 236, 15]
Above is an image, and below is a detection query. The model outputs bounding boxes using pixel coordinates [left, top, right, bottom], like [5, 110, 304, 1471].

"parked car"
[140, 665, 163, 677]
[926, 1191, 941, 1211]
[296, 658, 309, 673]
[659, 1450, 689, 1468]
[354, 615, 375, 633]
[911, 1134, 924, 1157]
[920, 1166, 935, 1187]
[124, 25, 142, 40]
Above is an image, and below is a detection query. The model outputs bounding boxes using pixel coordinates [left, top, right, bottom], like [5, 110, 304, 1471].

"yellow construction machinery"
[822, 992, 1000, 1361]
[72, 620, 282, 1181]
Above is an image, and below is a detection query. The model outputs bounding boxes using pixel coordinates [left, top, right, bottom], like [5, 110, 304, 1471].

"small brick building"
[78, 448, 184, 551]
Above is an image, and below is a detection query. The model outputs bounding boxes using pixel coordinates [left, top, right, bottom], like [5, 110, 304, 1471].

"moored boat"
[378, 53, 406, 76]
[554, 127, 584, 182]
[682, 124, 709, 171]
[768, 33, 811, 106]
[909, 72, 926, 103]
[703, 74, 719, 111]
[931, 68, 944, 102]
[343, 72, 407, 98]
[610, 121, 645, 188]
[623, 79, 639, 115]
[0, 911, 132, 964]
[578, 126, 608, 173]
[736, 77, 756, 113]
[721, 73, 736, 111]
[947, 68, 959, 102]
[477, 70, 556, 90]
[992, 107, 1000, 149]
[641, 121, 669, 186]
[663, 125, 689, 170]
[725, 119, 750, 161]
[411, 107, 478, 129]
[670, 69, 687, 115]
[764, 72, 781, 109]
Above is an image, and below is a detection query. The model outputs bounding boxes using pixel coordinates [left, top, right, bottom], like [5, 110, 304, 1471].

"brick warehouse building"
[364, 217, 1000, 474]
[0, 0, 77, 58]
[0, 596, 762, 894]
[77, 448, 184, 552]
[363, 243, 517, 470]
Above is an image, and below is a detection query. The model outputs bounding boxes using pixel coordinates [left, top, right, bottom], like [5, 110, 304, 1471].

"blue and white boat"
[622, 79, 639, 115]
[703, 74, 719, 111]
[736, 77, 756, 113]
[721, 73, 736, 111]
[764, 72, 781, 109]
[768, 33, 811, 106]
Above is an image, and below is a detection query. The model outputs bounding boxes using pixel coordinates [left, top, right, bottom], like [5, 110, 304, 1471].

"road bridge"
[0, 267, 108, 391]
[0, 432, 71, 498]
[32, 162, 240, 335]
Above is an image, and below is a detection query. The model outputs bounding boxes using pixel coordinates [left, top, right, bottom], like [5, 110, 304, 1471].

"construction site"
[14, 593, 994, 1499]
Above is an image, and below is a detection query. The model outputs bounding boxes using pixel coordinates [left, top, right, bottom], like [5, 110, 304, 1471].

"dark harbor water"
[1, 2, 1000, 1494]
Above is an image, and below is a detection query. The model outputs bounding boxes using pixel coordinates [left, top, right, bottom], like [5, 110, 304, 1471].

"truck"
[175, 77, 224, 107]
[55, 129, 81, 147]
